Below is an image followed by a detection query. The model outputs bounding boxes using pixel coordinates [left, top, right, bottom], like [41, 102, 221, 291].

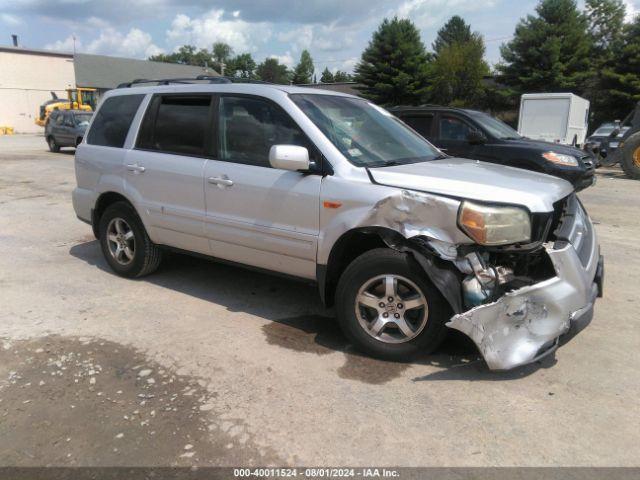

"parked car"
[584, 122, 630, 164]
[390, 105, 596, 190]
[45, 109, 93, 152]
[73, 79, 603, 371]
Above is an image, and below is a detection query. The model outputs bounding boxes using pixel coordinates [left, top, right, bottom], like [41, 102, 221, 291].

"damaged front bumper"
[446, 201, 603, 371]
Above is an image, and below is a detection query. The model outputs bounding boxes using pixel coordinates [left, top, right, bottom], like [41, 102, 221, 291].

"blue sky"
[1, 0, 638, 76]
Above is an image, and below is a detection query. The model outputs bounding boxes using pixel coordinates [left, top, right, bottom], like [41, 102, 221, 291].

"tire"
[335, 248, 450, 361]
[620, 134, 640, 180]
[98, 201, 162, 278]
[47, 136, 60, 153]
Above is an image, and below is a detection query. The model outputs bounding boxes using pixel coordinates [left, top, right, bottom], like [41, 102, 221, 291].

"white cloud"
[45, 27, 163, 58]
[86, 27, 163, 58]
[44, 35, 79, 53]
[166, 9, 271, 54]
[269, 51, 295, 68]
[394, 0, 497, 29]
[277, 23, 354, 53]
[1, 13, 22, 25]
[623, 0, 638, 21]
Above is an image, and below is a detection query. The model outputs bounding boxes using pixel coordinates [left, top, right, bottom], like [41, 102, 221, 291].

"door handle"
[126, 164, 146, 173]
[208, 176, 234, 187]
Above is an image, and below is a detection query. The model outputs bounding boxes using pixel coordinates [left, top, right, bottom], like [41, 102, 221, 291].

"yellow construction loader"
[35, 88, 97, 127]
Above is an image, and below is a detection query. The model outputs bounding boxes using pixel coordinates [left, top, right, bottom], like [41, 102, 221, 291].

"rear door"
[398, 113, 435, 143]
[59, 112, 76, 146]
[203, 94, 321, 279]
[124, 94, 213, 254]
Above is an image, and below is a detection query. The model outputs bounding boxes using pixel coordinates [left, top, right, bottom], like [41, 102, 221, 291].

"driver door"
[436, 114, 477, 159]
[203, 95, 322, 279]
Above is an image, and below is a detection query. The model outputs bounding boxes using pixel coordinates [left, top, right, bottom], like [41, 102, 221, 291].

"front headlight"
[542, 151, 579, 166]
[458, 201, 531, 246]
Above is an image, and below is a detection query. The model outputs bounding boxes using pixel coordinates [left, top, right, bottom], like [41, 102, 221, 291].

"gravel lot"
[0, 134, 639, 467]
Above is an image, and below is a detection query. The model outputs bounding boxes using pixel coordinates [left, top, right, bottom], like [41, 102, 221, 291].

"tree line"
[149, 42, 352, 85]
[149, 0, 640, 126]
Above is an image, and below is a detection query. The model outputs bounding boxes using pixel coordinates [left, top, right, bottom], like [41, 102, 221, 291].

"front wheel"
[335, 249, 450, 361]
[98, 201, 162, 278]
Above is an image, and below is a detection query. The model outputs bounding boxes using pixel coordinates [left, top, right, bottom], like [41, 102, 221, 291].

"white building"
[0, 46, 75, 133]
[0, 46, 218, 133]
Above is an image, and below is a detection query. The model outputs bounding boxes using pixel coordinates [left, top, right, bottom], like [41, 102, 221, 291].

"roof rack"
[116, 76, 273, 88]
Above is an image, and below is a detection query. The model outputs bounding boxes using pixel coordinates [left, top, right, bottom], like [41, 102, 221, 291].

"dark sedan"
[390, 106, 596, 190]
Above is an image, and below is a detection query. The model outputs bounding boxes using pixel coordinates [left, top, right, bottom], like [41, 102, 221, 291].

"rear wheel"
[621, 134, 640, 180]
[98, 201, 162, 278]
[47, 136, 59, 153]
[335, 249, 450, 361]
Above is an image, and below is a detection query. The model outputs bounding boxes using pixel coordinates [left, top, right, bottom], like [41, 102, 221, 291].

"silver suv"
[73, 80, 604, 371]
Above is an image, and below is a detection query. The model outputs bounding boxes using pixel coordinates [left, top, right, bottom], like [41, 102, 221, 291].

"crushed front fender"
[447, 229, 601, 370]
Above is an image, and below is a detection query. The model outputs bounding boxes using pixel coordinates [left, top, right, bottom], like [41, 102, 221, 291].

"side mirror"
[467, 130, 486, 145]
[269, 145, 311, 172]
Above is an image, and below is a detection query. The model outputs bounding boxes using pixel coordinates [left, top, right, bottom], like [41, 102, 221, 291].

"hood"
[369, 158, 574, 213]
[504, 138, 589, 158]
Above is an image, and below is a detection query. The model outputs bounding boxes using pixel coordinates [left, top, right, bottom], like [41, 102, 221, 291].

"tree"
[333, 71, 353, 82]
[320, 67, 335, 83]
[427, 32, 490, 107]
[498, 0, 593, 95]
[212, 42, 233, 74]
[585, 0, 628, 124]
[354, 17, 430, 105]
[228, 53, 257, 79]
[256, 57, 291, 84]
[292, 50, 315, 84]
[586, 0, 626, 52]
[433, 15, 473, 55]
[149, 45, 213, 67]
[598, 16, 640, 121]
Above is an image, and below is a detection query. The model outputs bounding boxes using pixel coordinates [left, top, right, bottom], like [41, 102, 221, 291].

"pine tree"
[292, 50, 315, 84]
[354, 17, 430, 105]
[320, 67, 335, 83]
[427, 30, 490, 107]
[498, 0, 593, 95]
[433, 16, 473, 55]
[585, 0, 628, 124]
[599, 16, 640, 121]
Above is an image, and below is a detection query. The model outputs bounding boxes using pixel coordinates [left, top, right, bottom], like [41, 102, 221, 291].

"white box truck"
[518, 93, 590, 147]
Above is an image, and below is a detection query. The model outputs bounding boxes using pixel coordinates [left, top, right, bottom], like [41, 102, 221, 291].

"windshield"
[468, 111, 521, 140]
[74, 113, 92, 126]
[290, 94, 443, 167]
[593, 126, 615, 136]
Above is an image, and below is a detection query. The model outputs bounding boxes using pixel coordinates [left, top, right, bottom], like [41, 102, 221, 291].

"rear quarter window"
[87, 94, 144, 148]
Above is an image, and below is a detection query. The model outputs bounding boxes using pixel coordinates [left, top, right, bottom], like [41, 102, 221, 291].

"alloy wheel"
[106, 217, 135, 266]
[355, 274, 429, 344]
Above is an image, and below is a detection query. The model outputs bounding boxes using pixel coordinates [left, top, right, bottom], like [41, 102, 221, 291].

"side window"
[87, 94, 144, 148]
[402, 114, 434, 139]
[439, 116, 473, 141]
[137, 95, 212, 156]
[218, 96, 311, 168]
[54, 113, 64, 126]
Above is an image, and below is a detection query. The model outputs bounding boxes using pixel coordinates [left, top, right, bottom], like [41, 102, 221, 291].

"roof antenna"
[11, 34, 18, 47]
